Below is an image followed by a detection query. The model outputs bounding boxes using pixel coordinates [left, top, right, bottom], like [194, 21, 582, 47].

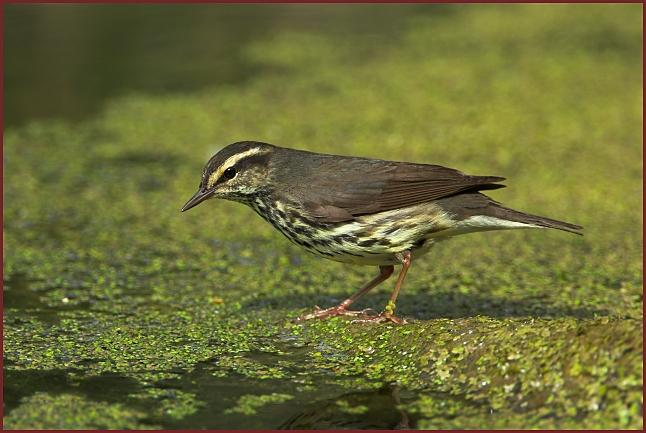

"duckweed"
[4, 4, 642, 429]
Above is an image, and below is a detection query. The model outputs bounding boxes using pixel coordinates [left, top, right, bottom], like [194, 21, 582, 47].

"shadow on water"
[3, 273, 100, 325]
[242, 290, 608, 320]
[4, 273, 45, 311]
[4, 357, 430, 429]
[154, 362, 422, 429]
[4, 337, 478, 429]
[278, 385, 416, 429]
[3, 368, 144, 415]
[3, 274, 69, 324]
[4, 278, 497, 428]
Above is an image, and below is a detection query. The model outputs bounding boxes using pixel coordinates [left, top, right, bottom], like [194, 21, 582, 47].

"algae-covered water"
[4, 4, 643, 429]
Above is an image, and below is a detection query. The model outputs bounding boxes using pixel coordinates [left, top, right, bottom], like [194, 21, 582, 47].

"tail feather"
[489, 204, 583, 235]
[435, 192, 583, 236]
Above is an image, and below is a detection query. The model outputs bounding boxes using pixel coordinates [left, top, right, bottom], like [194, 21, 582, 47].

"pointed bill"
[181, 188, 214, 212]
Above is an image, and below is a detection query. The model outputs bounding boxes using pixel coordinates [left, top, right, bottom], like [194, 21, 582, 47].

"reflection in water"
[280, 384, 414, 430]
[5, 4, 446, 128]
[150, 351, 421, 429]
[5, 359, 419, 429]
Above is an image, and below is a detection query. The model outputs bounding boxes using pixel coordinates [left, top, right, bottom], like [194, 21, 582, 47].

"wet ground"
[3, 4, 643, 429]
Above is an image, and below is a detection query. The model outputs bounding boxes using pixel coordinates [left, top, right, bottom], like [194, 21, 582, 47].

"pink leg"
[297, 265, 395, 321]
[354, 250, 412, 324]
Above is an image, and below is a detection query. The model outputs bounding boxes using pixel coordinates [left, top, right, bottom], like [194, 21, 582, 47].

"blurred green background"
[4, 4, 643, 429]
[5, 3, 439, 127]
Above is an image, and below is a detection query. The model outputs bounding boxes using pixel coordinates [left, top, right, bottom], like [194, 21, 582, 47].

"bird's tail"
[488, 203, 583, 235]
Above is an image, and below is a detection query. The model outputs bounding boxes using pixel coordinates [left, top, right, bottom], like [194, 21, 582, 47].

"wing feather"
[279, 151, 505, 223]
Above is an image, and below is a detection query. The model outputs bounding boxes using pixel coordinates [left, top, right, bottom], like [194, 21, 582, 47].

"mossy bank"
[4, 4, 642, 429]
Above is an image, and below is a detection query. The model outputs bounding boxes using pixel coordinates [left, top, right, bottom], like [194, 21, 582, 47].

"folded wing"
[298, 159, 506, 223]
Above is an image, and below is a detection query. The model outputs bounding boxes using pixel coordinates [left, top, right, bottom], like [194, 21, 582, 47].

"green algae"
[4, 4, 642, 429]
[225, 393, 295, 415]
[3, 393, 158, 429]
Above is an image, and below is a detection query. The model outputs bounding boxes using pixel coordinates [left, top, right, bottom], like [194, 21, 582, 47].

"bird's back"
[270, 146, 505, 223]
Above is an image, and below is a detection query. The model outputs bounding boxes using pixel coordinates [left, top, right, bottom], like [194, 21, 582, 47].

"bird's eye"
[223, 167, 237, 180]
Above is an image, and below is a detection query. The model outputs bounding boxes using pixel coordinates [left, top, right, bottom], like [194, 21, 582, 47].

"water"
[7, 5, 635, 428]
[4, 353, 426, 429]
[5, 4, 444, 128]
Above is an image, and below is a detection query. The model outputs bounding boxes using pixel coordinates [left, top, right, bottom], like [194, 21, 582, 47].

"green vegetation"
[4, 4, 642, 429]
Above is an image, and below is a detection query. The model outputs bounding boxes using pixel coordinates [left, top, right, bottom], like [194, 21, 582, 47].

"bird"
[181, 141, 582, 324]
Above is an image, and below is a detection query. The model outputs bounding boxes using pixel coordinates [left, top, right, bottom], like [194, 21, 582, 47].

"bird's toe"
[296, 305, 377, 322]
[351, 312, 406, 325]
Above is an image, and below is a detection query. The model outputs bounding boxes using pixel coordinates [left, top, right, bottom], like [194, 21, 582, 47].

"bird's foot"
[351, 311, 406, 325]
[296, 305, 376, 321]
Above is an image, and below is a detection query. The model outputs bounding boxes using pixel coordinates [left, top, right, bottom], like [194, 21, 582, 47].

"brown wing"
[292, 157, 506, 223]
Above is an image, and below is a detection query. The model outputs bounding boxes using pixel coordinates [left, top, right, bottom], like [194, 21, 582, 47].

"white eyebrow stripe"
[206, 147, 267, 188]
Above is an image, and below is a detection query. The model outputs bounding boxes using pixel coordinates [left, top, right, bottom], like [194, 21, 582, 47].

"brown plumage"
[434, 193, 583, 234]
[182, 141, 582, 323]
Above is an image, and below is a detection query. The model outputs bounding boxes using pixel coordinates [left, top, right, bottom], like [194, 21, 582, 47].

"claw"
[296, 305, 376, 322]
[351, 311, 406, 325]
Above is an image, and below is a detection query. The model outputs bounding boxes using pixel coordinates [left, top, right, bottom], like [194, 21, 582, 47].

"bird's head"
[181, 141, 276, 212]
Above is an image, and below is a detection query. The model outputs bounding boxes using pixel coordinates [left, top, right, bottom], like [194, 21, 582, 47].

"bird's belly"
[273, 202, 453, 265]
[320, 240, 436, 266]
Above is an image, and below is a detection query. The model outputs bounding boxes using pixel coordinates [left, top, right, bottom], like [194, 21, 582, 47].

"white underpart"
[433, 215, 541, 238]
[332, 203, 452, 244]
[312, 202, 454, 265]
[250, 197, 544, 266]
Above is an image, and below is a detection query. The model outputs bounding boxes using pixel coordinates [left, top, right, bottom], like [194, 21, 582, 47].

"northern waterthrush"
[182, 141, 582, 324]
